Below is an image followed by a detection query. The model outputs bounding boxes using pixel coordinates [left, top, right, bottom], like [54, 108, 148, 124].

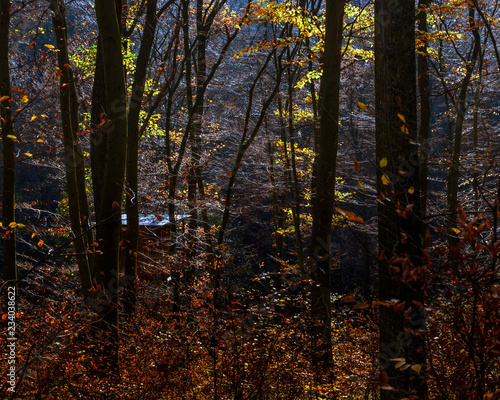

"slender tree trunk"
[91, 0, 124, 222]
[375, 0, 426, 397]
[124, 0, 158, 314]
[308, 0, 345, 379]
[446, 6, 480, 247]
[417, 0, 431, 224]
[93, 0, 128, 372]
[1, 0, 16, 304]
[49, 0, 93, 301]
[266, 126, 285, 289]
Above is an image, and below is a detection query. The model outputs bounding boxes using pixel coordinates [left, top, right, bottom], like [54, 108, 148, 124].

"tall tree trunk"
[308, 0, 345, 379]
[93, 0, 128, 372]
[417, 0, 431, 224]
[123, 0, 158, 314]
[91, 0, 125, 222]
[375, 0, 426, 397]
[446, 6, 480, 247]
[49, 0, 93, 302]
[1, 0, 16, 304]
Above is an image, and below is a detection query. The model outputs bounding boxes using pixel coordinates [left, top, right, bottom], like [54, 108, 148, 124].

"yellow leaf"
[20, 95, 29, 104]
[397, 113, 406, 123]
[357, 101, 368, 110]
[395, 361, 406, 369]
[44, 44, 55, 49]
[379, 157, 388, 168]
[0, 95, 10, 102]
[401, 125, 409, 133]
[408, 187, 415, 194]
[30, 115, 37, 122]
[451, 227, 461, 234]
[24, 152, 32, 157]
[357, 180, 365, 190]
[37, 138, 44, 143]
[6, 134, 16, 139]
[8, 222, 17, 228]
[411, 364, 422, 373]
[17, 223, 26, 228]
[40, 114, 48, 118]
[381, 175, 390, 185]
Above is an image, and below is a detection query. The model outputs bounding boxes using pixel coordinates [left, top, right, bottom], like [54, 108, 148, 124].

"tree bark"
[93, 0, 128, 372]
[308, 0, 345, 379]
[375, 0, 426, 397]
[123, 0, 158, 314]
[446, 6, 480, 247]
[417, 0, 431, 224]
[49, 0, 94, 302]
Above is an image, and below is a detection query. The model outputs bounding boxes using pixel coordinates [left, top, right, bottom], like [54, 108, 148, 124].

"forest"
[1, 0, 500, 398]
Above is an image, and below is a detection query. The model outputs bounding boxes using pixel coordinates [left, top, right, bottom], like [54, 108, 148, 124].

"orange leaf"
[37, 239, 44, 247]
[112, 201, 120, 209]
[335, 207, 364, 223]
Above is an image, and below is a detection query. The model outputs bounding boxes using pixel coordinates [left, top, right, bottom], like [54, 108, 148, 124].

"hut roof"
[121, 214, 189, 227]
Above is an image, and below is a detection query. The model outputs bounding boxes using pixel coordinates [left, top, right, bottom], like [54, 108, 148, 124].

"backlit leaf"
[381, 175, 390, 185]
[0, 95, 10, 102]
[379, 157, 387, 168]
[411, 364, 422, 373]
[397, 113, 406, 123]
[335, 207, 364, 222]
[357, 101, 368, 110]
[44, 44, 55, 49]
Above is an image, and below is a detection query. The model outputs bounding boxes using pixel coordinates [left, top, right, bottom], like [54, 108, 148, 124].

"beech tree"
[374, 0, 426, 397]
[92, 0, 128, 370]
[308, 0, 345, 378]
[48, 0, 94, 302]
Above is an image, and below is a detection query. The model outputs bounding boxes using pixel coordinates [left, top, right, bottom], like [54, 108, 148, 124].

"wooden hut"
[121, 213, 188, 267]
